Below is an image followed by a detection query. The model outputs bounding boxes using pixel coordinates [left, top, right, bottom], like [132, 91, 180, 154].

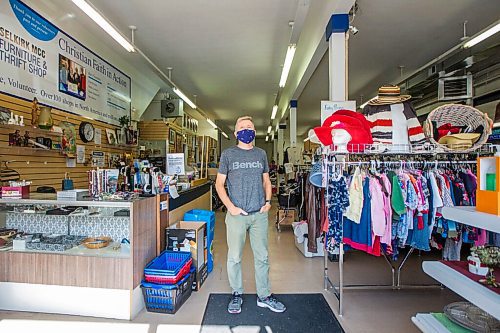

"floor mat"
[201, 293, 344, 333]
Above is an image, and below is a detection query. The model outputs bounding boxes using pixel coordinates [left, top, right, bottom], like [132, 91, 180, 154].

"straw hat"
[438, 133, 481, 150]
[368, 85, 411, 106]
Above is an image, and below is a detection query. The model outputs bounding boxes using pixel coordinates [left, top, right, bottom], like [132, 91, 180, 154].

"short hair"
[235, 116, 253, 130]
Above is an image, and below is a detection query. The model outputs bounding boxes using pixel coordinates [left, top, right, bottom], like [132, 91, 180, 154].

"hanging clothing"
[370, 177, 386, 237]
[389, 171, 406, 215]
[443, 237, 462, 261]
[382, 174, 393, 249]
[344, 167, 364, 224]
[436, 173, 454, 207]
[326, 173, 349, 254]
[362, 101, 426, 145]
[305, 180, 319, 253]
[409, 212, 431, 251]
[343, 178, 381, 256]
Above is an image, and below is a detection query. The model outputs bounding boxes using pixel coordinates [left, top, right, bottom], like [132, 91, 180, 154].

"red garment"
[437, 123, 462, 140]
[343, 235, 381, 257]
[311, 110, 373, 150]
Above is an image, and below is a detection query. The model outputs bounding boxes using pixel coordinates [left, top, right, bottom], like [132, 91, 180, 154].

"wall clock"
[79, 121, 95, 143]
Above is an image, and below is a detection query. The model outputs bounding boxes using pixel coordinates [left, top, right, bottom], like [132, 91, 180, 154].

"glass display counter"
[0, 195, 157, 320]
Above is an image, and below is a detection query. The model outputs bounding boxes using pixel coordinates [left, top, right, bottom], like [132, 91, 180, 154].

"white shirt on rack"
[390, 103, 409, 149]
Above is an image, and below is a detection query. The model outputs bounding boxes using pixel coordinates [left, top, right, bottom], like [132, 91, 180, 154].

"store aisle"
[0, 205, 461, 333]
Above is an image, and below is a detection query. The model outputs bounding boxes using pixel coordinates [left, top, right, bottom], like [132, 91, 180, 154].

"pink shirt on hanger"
[369, 177, 386, 237]
[380, 174, 393, 250]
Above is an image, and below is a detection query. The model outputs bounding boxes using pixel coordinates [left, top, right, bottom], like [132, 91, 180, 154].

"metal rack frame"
[322, 152, 481, 316]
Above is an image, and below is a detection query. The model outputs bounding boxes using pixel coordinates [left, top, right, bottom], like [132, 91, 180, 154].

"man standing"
[216, 116, 286, 314]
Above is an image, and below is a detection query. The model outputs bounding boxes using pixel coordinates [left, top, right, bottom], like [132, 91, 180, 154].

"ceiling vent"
[438, 73, 473, 101]
[161, 99, 184, 118]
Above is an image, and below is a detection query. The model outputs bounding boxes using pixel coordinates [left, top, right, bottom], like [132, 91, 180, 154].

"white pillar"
[326, 14, 349, 101]
[277, 126, 284, 164]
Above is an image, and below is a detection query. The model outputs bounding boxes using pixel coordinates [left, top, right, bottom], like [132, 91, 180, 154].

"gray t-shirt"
[218, 146, 269, 213]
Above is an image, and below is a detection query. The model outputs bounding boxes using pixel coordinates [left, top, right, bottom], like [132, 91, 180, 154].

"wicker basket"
[82, 237, 112, 249]
[423, 104, 492, 153]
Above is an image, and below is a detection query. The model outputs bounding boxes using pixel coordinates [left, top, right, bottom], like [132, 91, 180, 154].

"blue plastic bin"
[141, 267, 195, 314]
[144, 250, 191, 276]
[183, 209, 215, 273]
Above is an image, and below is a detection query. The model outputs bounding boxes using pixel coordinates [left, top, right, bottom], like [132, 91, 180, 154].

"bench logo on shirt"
[232, 161, 263, 170]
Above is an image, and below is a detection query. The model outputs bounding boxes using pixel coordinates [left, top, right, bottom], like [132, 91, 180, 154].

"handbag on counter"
[62, 173, 74, 191]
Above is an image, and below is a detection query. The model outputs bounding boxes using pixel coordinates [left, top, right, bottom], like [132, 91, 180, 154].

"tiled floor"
[0, 207, 461, 333]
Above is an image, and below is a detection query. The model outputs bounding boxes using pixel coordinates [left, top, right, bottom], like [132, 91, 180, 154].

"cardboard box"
[166, 221, 206, 270]
[192, 263, 208, 291]
[278, 209, 296, 225]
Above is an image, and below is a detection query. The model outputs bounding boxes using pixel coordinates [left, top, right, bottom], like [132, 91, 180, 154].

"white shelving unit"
[442, 206, 500, 234]
[411, 313, 452, 333]
[422, 261, 500, 320]
[414, 205, 500, 333]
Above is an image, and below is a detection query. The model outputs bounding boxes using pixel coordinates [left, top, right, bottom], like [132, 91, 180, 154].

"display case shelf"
[0, 196, 157, 320]
[0, 197, 132, 208]
[11, 242, 130, 258]
[442, 206, 500, 234]
[422, 261, 500, 320]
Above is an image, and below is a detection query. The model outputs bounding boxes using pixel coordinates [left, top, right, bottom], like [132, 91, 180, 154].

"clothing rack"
[320, 143, 494, 155]
[322, 155, 479, 316]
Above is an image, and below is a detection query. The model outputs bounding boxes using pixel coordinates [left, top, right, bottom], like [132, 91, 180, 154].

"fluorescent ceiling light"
[267, 125, 272, 134]
[173, 87, 197, 109]
[265, 136, 269, 142]
[464, 23, 500, 48]
[275, 123, 279, 131]
[207, 118, 217, 129]
[71, 0, 135, 52]
[271, 131, 275, 140]
[221, 132, 229, 139]
[304, 137, 310, 142]
[279, 44, 296, 88]
[271, 105, 278, 120]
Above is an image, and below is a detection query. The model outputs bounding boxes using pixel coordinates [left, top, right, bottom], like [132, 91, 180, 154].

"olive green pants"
[225, 211, 270, 299]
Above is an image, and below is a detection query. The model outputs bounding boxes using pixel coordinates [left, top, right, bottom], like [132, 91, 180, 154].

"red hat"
[309, 110, 373, 151]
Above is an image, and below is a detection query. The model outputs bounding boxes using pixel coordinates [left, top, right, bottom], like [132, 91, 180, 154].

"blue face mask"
[236, 129, 255, 144]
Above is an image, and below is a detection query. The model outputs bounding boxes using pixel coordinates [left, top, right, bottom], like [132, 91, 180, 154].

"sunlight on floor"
[196, 325, 263, 333]
[0, 320, 149, 333]
[0, 320, 275, 333]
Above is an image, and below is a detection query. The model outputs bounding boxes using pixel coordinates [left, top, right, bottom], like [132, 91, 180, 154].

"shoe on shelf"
[228, 292, 243, 314]
[257, 294, 286, 313]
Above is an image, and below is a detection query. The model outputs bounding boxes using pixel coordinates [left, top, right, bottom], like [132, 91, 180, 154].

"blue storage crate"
[144, 250, 191, 276]
[183, 209, 216, 273]
[141, 268, 195, 314]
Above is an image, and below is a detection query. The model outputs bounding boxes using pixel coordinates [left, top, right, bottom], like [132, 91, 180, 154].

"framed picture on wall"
[176, 134, 183, 152]
[115, 128, 124, 145]
[169, 129, 176, 145]
[105, 128, 117, 145]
